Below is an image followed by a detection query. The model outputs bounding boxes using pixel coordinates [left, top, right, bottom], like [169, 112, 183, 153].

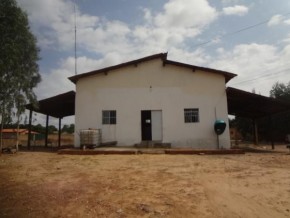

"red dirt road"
[1, 152, 290, 217]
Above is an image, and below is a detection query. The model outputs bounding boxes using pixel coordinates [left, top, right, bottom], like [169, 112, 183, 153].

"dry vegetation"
[2, 133, 74, 148]
[0, 152, 290, 218]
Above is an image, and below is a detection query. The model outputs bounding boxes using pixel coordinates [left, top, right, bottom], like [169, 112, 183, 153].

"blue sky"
[16, 0, 290, 125]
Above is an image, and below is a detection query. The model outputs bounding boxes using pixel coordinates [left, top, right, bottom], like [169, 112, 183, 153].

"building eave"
[68, 52, 237, 84]
[163, 60, 237, 83]
[69, 53, 168, 84]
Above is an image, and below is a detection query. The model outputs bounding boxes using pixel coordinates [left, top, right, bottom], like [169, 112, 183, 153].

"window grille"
[184, 108, 199, 123]
[102, 110, 116, 124]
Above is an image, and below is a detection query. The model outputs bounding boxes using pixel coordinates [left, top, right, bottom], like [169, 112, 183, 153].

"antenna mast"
[74, 1, 77, 75]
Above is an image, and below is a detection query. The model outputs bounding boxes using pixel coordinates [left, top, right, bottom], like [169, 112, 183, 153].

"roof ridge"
[69, 53, 167, 83]
[69, 52, 236, 84]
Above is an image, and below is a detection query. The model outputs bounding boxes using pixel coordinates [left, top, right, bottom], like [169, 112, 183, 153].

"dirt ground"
[0, 151, 290, 218]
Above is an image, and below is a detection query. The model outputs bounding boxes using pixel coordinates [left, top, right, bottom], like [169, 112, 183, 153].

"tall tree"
[269, 81, 290, 142]
[14, 93, 26, 150]
[0, 0, 41, 151]
[62, 124, 75, 134]
[270, 82, 290, 100]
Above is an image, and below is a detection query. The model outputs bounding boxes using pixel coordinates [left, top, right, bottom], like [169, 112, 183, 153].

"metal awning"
[25, 91, 75, 149]
[26, 91, 75, 118]
[25, 88, 290, 122]
[227, 87, 290, 119]
[227, 87, 290, 148]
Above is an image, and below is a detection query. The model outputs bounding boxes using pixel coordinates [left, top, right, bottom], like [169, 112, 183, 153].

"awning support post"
[253, 119, 258, 145]
[269, 116, 275, 150]
[58, 118, 62, 147]
[45, 115, 49, 147]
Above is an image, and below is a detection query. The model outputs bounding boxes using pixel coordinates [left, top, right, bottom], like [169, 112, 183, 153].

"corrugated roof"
[69, 53, 237, 84]
[227, 87, 290, 118]
[26, 91, 75, 118]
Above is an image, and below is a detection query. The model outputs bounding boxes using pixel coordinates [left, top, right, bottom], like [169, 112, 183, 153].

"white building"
[69, 53, 236, 148]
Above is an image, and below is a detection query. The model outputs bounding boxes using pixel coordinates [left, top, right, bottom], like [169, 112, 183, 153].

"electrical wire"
[233, 72, 287, 86]
[192, 11, 290, 49]
[230, 67, 290, 86]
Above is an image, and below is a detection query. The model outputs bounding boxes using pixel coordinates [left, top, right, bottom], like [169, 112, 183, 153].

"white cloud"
[169, 47, 210, 66]
[222, 5, 249, 16]
[35, 53, 126, 100]
[211, 43, 290, 95]
[17, 0, 98, 50]
[154, 0, 218, 28]
[282, 33, 290, 44]
[142, 8, 152, 23]
[78, 19, 132, 54]
[18, 0, 219, 58]
[35, 63, 75, 100]
[267, 14, 284, 26]
[212, 43, 278, 73]
[68, 0, 218, 66]
[267, 15, 290, 27]
[131, 0, 218, 56]
[284, 19, 290, 25]
[221, 0, 239, 4]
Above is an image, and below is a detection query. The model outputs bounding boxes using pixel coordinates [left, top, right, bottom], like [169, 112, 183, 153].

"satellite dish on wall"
[214, 120, 226, 149]
[214, 120, 226, 135]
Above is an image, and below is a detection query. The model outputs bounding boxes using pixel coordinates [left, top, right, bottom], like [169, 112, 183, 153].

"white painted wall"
[74, 58, 231, 148]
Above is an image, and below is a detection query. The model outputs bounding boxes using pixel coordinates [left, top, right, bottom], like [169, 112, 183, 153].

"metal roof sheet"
[227, 87, 290, 118]
[26, 91, 75, 118]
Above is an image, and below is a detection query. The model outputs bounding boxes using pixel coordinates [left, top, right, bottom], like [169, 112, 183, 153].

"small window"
[102, 110, 116, 124]
[184, 108, 199, 123]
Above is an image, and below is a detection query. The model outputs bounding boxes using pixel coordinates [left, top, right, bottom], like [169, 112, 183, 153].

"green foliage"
[48, 125, 58, 134]
[28, 124, 57, 134]
[230, 117, 253, 141]
[270, 82, 290, 101]
[62, 124, 75, 134]
[0, 0, 41, 150]
[0, 0, 41, 123]
[269, 81, 290, 141]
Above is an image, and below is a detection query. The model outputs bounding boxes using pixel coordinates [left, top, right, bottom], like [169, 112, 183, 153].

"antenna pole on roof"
[74, 0, 77, 75]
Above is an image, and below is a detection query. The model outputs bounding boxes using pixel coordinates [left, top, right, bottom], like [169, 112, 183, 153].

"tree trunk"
[0, 99, 6, 153]
[0, 110, 4, 154]
[16, 114, 20, 151]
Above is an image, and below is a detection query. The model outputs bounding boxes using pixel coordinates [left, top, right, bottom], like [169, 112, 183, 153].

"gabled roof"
[69, 53, 237, 84]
